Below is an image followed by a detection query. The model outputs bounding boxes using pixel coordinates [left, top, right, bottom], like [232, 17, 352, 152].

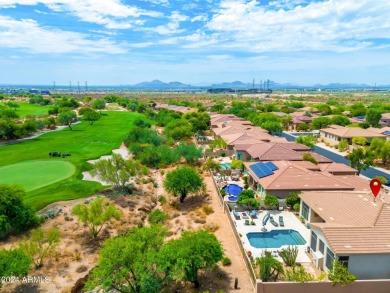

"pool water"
[222, 184, 243, 197]
[220, 163, 231, 169]
[247, 230, 306, 249]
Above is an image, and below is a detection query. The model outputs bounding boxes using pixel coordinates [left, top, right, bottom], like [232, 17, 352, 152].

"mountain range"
[129, 80, 389, 90]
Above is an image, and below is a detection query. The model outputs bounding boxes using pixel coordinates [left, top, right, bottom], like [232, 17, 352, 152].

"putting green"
[0, 160, 76, 191]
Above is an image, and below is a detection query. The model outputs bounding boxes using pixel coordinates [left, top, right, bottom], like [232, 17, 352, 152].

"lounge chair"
[279, 216, 284, 227]
[270, 216, 279, 227]
[249, 210, 257, 219]
[245, 219, 250, 226]
[233, 210, 241, 220]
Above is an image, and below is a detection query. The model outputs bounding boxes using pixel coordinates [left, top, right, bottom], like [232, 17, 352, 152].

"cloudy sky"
[0, 0, 389, 85]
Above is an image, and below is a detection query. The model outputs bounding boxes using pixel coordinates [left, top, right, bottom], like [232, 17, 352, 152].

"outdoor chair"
[270, 216, 279, 227]
[245, 219, 250, 226]
[233, 210, 241, 220]
[279, 216, 284, 227]
[249, 210, 257, 218]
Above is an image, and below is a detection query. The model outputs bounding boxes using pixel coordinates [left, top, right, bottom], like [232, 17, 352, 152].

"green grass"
[0, 111, 146, 210]
[0, 102, 52, 117]
[0, 160, 76, 191]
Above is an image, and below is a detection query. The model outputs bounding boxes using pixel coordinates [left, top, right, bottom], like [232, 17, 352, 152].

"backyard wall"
[256, 280, 390, 293]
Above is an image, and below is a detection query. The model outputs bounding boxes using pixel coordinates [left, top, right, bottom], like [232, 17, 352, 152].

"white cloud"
[191, 15, 208, 22]
[149, 11, 188, 35]
[0, 0, 162, 29]
[206, 0, 390, 52]
[0, 15, 127, 54]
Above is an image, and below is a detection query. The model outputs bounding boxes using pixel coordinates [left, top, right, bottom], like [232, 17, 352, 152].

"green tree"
[0, 185, 39, 239]
[256, 251, 284, 282]
[352, 136, 367, 146]
[93, 153, 148, 191]
[369, 138, 390, 164]
[237, 189, 260, 208]
[57, 110, 77, 130]
[230, 159, 243, 171]
[302, 153, 318, 165]
[83, 109, 101, 125]
[159, 230, 223, 288]
[92, 99, 106, 113]
[176, 142, 203, 163]
[20, 228, 60, 269]
[296, 135, 316, 149]
[347, 147, 374, 175]
[331, 115, 351, 126]
[285, 192, 300, 208]
[328, 260, 357, 287]
[315, 104, 332, 115]
[366, 109, 382, 127]
[85, 225, 167, 293]
[164, 166, 204, 203]
[261, 121, 283, 134]
[0, 248, 32, 289]
[203, 158, 221, 172]
[312, 117, 331, 129]
[6, 102, 19, 111]
[209, 137, 227, 150]
[373, 176, 387, 185]
[72, 198, 121, 239]
[280, 115, 292, 130]
[264, 194, 279, 208]
[338, 139, 349, 152]
[350, 103, 366, 117]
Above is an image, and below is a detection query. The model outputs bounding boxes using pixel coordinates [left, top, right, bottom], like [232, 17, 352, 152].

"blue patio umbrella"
[262, 212, 270, 227]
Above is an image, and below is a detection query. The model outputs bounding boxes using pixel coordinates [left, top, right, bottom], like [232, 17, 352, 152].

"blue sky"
[0, 0, 389, 85]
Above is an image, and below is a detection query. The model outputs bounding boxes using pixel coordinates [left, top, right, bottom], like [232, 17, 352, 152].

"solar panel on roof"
[265, 161, 279, 171]
[250, 162, 274, 179]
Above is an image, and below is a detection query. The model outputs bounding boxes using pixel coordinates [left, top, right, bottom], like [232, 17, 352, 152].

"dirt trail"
[204, 175, 254, 292]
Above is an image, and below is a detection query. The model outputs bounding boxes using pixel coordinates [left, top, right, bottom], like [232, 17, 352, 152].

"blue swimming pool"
[247, 230, 306, 249]
[220, 163, 231, 169]
[223, 184, 243, 197]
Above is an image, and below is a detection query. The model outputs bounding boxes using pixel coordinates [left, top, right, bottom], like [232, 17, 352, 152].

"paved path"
[205, 175, 255, 292]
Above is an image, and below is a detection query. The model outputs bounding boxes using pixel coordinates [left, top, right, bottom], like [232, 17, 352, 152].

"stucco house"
[319, 124, 386, 144]
[299, 191, 390, 279]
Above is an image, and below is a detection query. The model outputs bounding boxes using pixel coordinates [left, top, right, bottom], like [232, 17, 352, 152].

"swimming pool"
[220, 163, 231, 169]
[223, 184, 243, 197]
[247, 230, 306, 249]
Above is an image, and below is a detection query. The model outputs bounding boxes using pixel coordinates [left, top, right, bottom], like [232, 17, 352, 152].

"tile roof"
[367, 127, 390, 135]
[320, 163, 358, 174]
[244, 161, 369, 192]
[300, 191, 390, 254]
[320, 125, 386, 138]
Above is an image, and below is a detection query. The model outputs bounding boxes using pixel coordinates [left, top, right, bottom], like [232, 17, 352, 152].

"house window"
[326, 248, 335, 270]
[302, 202, 309, 221]
[338, 256, 349, 269]
[310, 231, 317, 252]
[319, 240, 325, 255]
[237, 152, 242, 160]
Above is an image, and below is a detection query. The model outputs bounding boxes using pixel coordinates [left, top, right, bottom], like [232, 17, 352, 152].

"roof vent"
[344, 245, 352, 249]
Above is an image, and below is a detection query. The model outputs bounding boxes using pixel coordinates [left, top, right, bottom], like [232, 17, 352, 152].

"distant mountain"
[208, 81, 249, 88]
[132, 80, 192, 88]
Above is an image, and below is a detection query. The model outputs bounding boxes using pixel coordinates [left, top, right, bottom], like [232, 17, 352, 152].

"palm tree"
[256, 251, 284, 282]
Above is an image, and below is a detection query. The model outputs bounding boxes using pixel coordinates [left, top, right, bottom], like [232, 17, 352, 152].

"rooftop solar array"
[264, 161, 279, 171]
[249, 162, 277, 179]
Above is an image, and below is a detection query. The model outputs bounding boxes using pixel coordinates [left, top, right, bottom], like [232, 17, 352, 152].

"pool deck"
[232, 210, 311, 263]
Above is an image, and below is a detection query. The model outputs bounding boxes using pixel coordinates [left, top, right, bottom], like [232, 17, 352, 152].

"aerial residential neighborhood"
[1, 1, 390, 293]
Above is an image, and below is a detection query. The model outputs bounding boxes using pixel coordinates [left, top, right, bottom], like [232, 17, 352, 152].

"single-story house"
[243, 161, 368, 198]
[319, 124, 386, 144]
[380, 113, 390, 127]
[299, 190, 390, 279]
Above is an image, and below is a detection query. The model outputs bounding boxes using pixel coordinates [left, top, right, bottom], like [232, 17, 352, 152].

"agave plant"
[279, 245, 298, 267]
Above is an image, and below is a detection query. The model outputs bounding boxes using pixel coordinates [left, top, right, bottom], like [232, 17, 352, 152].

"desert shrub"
[202, 205, 214, 215]
[147, 209, 168, 224]
[278, 246, 298, 267]
[205, 223, 219, 232]
[158, 195, 166, 204]
[220, 189, 227, 197]
[222, 257, 232, 266]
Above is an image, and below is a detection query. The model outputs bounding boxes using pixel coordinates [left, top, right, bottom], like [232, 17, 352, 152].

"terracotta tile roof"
[244, 161, 360, 191]
[381, 113, 390, 120]
[320, 125, 386, 138]
[300, 191, 390, 254]
[320, 163, 358, 174]
[246, 143, 304, 161]
[367, 127, 390, 134]
[310, 153, 333, 163]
